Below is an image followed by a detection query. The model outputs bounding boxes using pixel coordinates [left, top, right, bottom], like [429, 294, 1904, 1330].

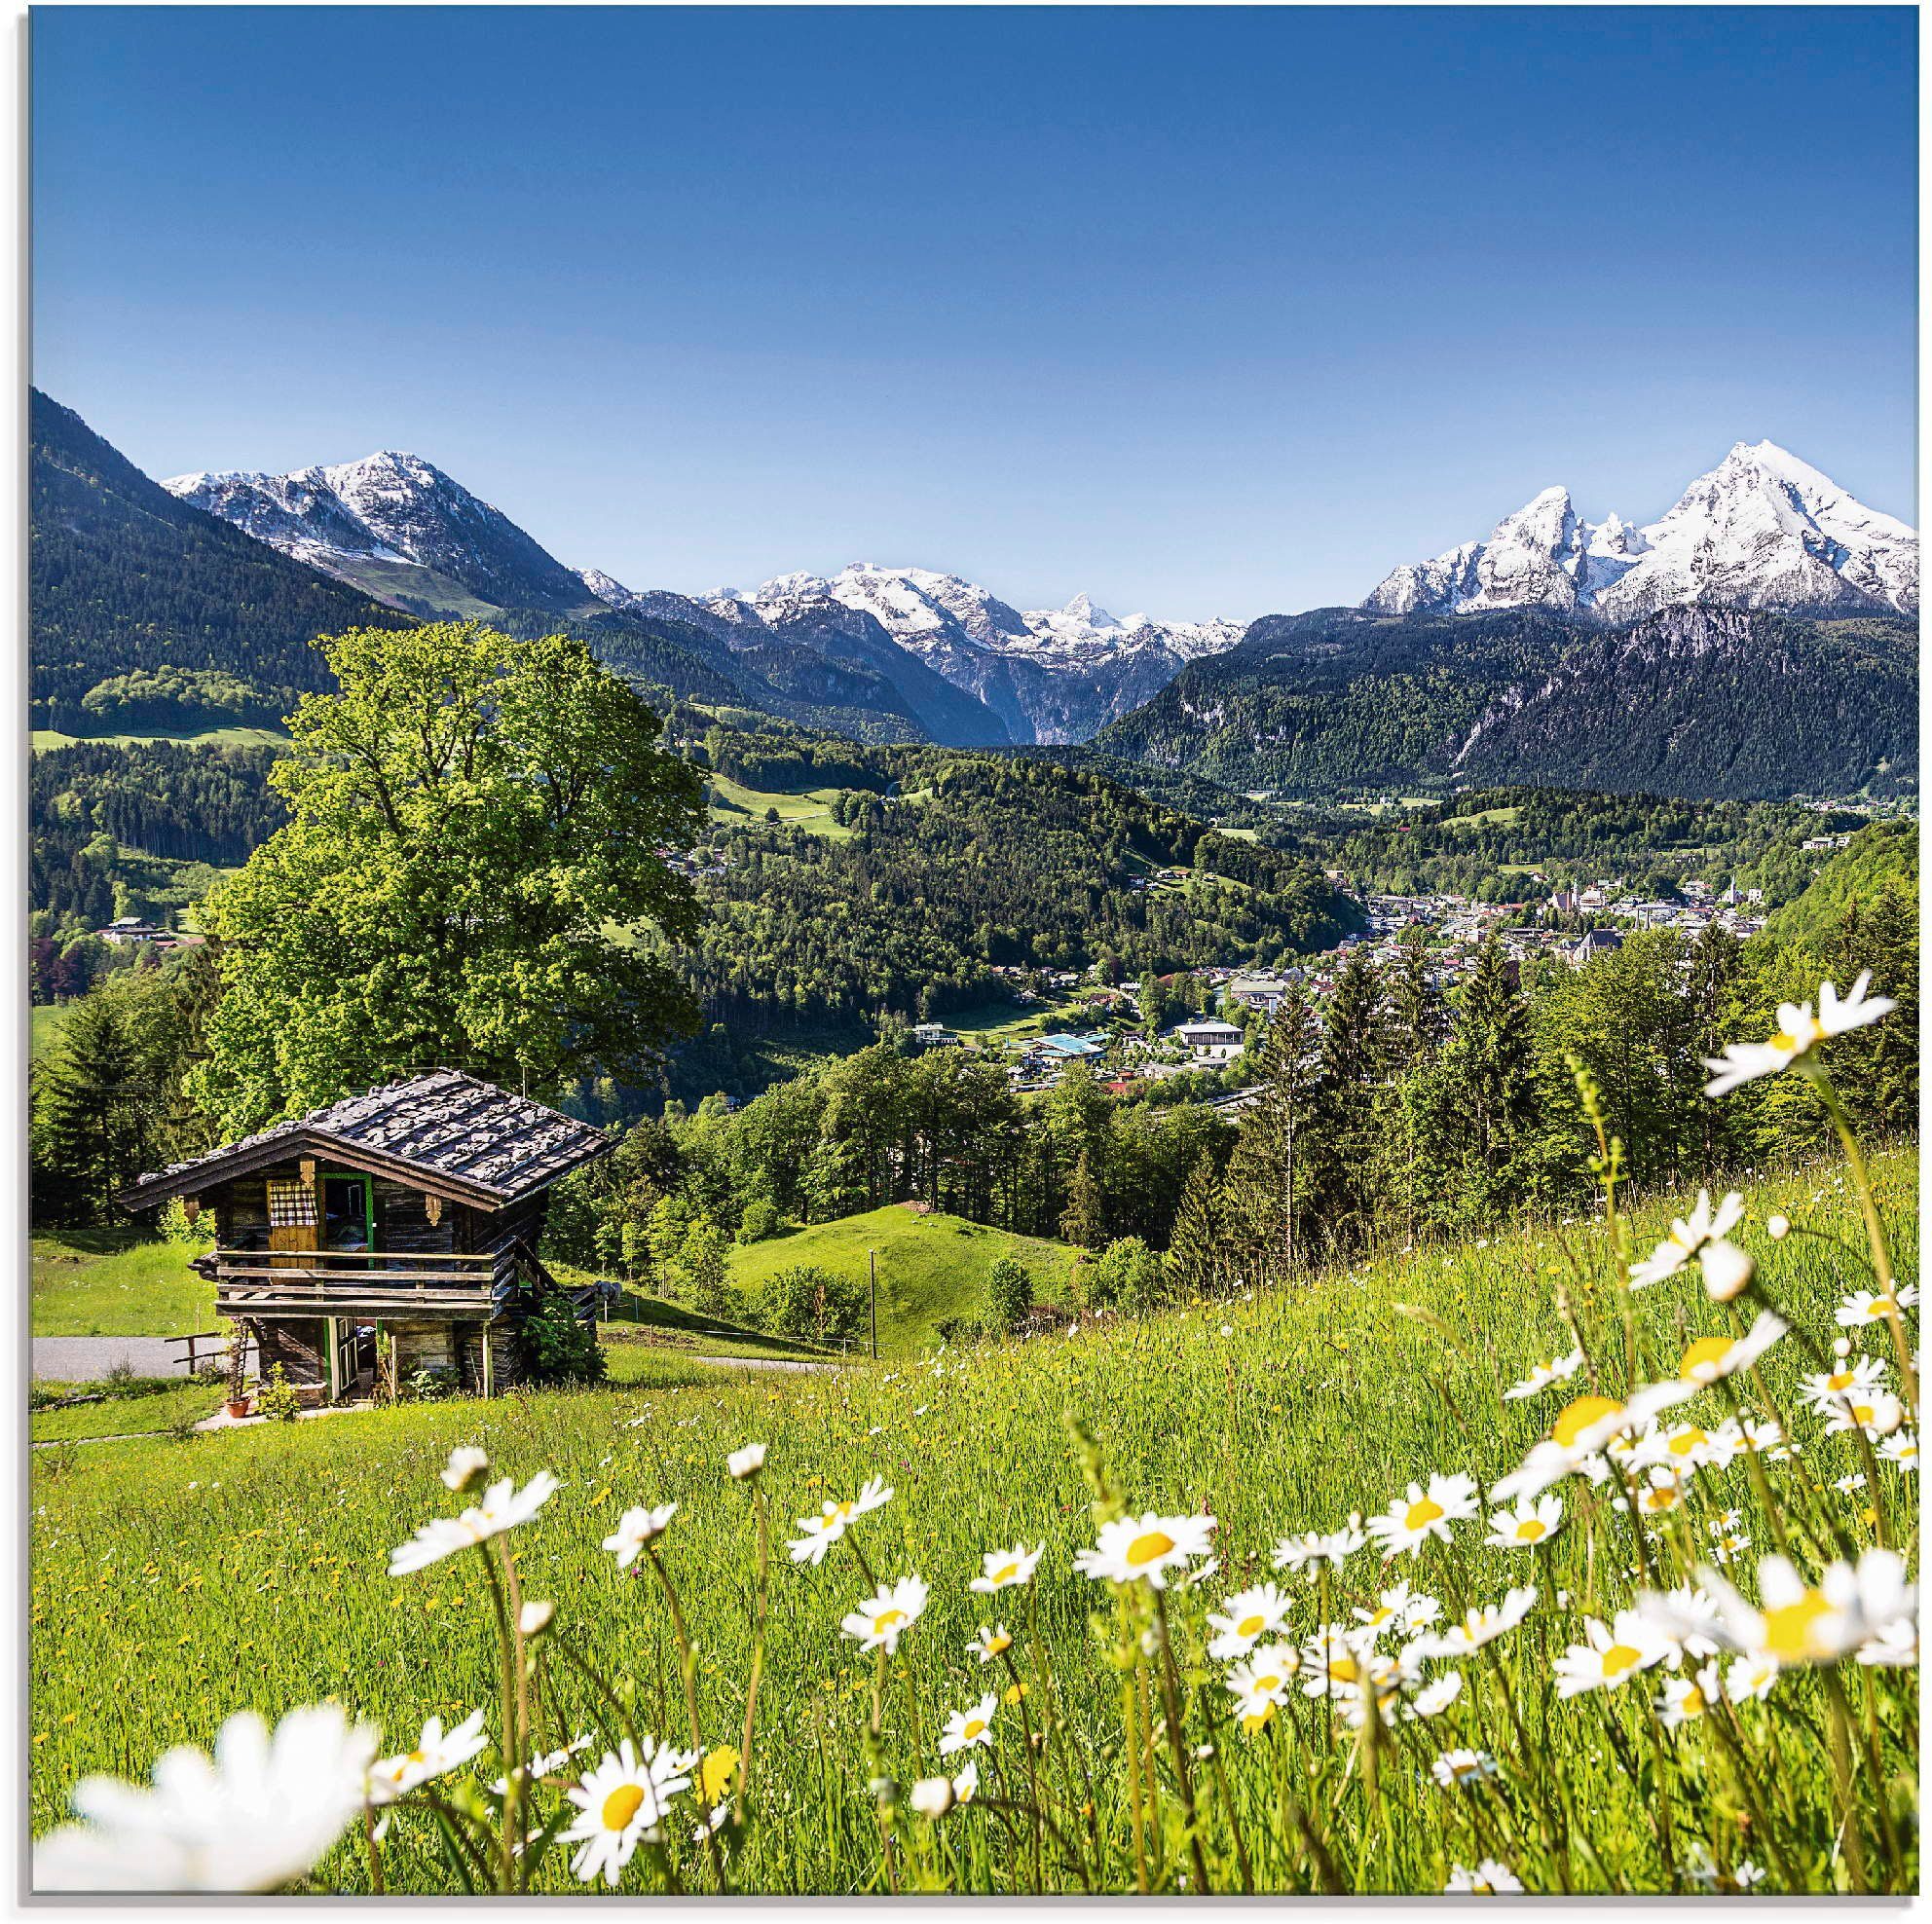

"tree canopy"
[188, 622, 703, 1131]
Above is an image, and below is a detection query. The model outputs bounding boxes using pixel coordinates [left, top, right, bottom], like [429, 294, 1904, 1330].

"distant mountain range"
[1364, 440, 1917, 621]
[28, 388, 1919, 800]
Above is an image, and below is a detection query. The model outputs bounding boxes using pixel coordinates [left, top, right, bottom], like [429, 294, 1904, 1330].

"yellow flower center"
[1514, 1518, 1547, 1541]
[1329, 1655, 1359, 1684]
[874, 1608, 907, 1631]
[1238, 1613, 1267, 1636]
[1553, 1395, 1622, 1447]
[963, 1719, 986, 1739]
[991, 1562, 1018, 1583]
[1870, 1297, 1895, 1317]
[1763, 1591, 1835, 1661]
[1254, 1672, 1282, 1691]
[602, 1783, 647, 1832]
[1680, 1336, 1734, 1380]
[1127, 1531, 1175, 1566]
[1668, 1428, 1707, 1457]
[1828, 1368, 1856, 1390]
[1850, 1402, 1876, 1425]
[1600, 1643, 1644, 1680]
[1681, 1687, 1705, 1716]
[1404, 1498, 1445, 1531]
[985, 1634, 1011, 1653]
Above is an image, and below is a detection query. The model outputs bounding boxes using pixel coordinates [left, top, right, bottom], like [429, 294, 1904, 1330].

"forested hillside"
[1326, 786, 1869, 903]
[674, 735, 1356, 1037]
[28, 389, 412, 733]
[1096, 602, 1918, 800]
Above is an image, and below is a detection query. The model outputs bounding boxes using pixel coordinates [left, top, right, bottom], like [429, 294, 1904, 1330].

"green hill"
[1764, 817, 1917, 947]
[726, 1204, 1084, 1354]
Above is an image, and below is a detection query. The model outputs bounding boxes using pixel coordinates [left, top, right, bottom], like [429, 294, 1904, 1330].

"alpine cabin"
[120, 1071, 610, 1404]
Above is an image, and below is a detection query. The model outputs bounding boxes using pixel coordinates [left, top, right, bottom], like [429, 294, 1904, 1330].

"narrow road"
[31, 1335, 222, 1383]
[688, 1353, 836, 1374]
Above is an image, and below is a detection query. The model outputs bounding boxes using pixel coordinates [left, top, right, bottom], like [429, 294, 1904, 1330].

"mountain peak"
[1362, 443, 1915, 620]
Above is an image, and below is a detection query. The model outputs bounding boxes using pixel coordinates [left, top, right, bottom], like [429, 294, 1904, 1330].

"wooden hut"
[120, 1070, 610, 1404]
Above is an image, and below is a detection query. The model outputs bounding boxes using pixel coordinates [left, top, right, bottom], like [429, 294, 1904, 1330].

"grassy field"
[31, 724, 288, 751]
[591, 1286, 839, 1367]
[944, 994, 1097, 1046]
[30, 1377, 220, 1443]
[30, 1004, 65, 1061]
[725, 1205, 1083, 1355]
[707, 775, 855, 840]
[27, 1148, 1917, 1894]
[30, 1233, 213, 1337]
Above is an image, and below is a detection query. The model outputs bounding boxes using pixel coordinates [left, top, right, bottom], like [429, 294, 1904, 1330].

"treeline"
[673, 744, 1356, 1034]
[547, 888, 1918, 1307]
[1330, 787, 1868, 905]
[29, 741, 284, 942]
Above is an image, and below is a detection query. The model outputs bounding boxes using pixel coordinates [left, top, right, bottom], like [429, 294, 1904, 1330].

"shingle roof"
[121, 1070, 611, 1209]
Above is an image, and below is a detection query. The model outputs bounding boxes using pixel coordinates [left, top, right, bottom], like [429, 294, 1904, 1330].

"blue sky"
[33, 6, 1917, 620]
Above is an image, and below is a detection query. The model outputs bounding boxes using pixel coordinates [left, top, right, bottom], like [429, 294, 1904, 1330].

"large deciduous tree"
[188, 623, 704, 1132]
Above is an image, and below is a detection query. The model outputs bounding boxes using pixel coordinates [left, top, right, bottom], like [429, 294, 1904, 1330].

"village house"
[120, 1070, 610, 1405]
[1172, 1017, 1245, 1064]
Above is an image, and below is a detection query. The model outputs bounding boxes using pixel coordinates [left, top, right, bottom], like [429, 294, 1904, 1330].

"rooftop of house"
[121, 1069, 611, 1210]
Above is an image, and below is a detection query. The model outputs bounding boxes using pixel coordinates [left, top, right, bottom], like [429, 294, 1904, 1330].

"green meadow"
[28, 1146, 1916, 1893]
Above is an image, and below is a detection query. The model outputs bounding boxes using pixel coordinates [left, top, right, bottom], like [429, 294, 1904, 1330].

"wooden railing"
[211, 1247, 502, 1317]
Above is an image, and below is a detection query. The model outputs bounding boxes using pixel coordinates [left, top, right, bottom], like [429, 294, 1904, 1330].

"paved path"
[31, 1334, 226, 1382]
[689, 1353, 836, 1374]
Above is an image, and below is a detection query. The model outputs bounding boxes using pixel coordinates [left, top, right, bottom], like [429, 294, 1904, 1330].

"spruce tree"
[1218, 979, 1322, 1284]
[1163, 1151, 1227, 1298]
[1059, 1148, 1107, 1249]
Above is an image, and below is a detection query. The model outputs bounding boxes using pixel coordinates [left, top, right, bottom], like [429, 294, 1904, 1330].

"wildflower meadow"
[29, 984, 1920, 1895]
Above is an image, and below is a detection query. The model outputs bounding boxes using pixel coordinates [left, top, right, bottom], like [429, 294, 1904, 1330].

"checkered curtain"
[267, 1178, 316, 1228]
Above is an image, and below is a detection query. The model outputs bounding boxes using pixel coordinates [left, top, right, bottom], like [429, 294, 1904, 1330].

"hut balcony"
[206, 1245, 507, 1319]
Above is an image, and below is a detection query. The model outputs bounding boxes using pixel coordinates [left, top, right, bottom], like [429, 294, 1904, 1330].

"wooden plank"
[213, 1247, 494, 1263]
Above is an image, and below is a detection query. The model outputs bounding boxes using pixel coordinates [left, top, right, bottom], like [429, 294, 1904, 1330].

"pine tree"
[1163, 1152, 1227, 1298]
[29, 993, 154, 1223]
[1440, 938, 1540, 1218]
[1059, 1148, 1107, 1250]
[1317, 947, 1389, 1252]
[1218, 979, 1322, 1285]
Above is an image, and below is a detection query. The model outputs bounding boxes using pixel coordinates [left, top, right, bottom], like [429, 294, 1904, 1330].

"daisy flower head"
[560, 1738, 696, 1887]
[389, 1471, 560, 1576]
[1633, 1582, 1725, 1664]
[1367, 1473, 1477, 1560]
[1823, 1390, 1905, 1440]
[1353, 1579, 1439, 1642]
[1856, 1615, 1918, 1667]
[366, 1709, 488, 1805]
[1629, 1191, 1742, 1290]
[33, 1705, 378, 1894]
[970, 1542, 1043, 1594]
[1486, 1494, 1562, 1551]
[1878, 1429, 1919, 1473]
[951, 1759, 980, 1804]
[1423, 1587, 1538, 1658]
[1075, 1511, 1214, 1590]
[937, 1693, 998, 1757]
[602, 1503, 677, 1571]
[1445, 1858, 1523, 1893]
[1801, 1354, 1888, 1415]
[1410, 1670, 1465, 1719]
[1702, 972, 1895, 1096]
[1698, 1549, 1913, 1666]
[1677, 1310, 1788, 1387]
[1697, 1240, 1756, 1305]
[1725, 1651, 1780, 1703]
[1502, 1349, 1583, 1401]
[439, 1446, 490, 1493]
[1492, 1382, 1698, 1502]
[1552, 1611, 1674, 1697]
[1655, 1663, 1723, 1729]
[1430, 1749, 1501, 1792]
[1208, 1582, 1293, 1659]
[725, 1444, 766, 1481]
[787, 1478, 894, 1566]
[840, 1573, 929, 1654]
[1299, 1629, 1373, 1702]
[909, 1777, 954, 1820]
[1224, 1643, 1300, 1719]
[1838, 1284, 1919, 1329]
[969, 1624, 1013, 1665]
[1628, 1466, 1689, 1520]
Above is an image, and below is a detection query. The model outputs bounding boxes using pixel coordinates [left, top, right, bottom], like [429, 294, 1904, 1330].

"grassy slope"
[29, 1005, 64, 1061]
[31, 725, 288, 751]
[25, 1150, 1916, 1891]
[726, 1205, 1084, 1355]
[30, 1380, 220, 1442]
[707, 774, 854, 840]
[30, 1233, 214, 1337]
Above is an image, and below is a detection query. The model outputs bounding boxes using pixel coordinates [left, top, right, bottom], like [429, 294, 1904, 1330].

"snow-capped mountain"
[1364, 441, 1916, 621]
[165, 452, 590, 613]
[585, 561, 1245, 742]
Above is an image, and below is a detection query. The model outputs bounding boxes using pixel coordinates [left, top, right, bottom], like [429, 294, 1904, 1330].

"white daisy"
[1223, 1643, 1300, 1720]
[1697, 1550, 1913, 1664]
[1485, 1494, 1563, 1550]
[1366, 1473, 1477, 1559]
[968, 1623, 1013, 1664]
[1552, 1612, 1675, 1696]
[33, 1705, 378, 1894]
[1878, 1429, 1919, 1473]
[389, 1472, 561, 1576]
[1502, 1349, 1583, 1401]
[1491, 1383, 1699, 1502]
[602, 1503, 677, 1570]
[1677, 1310, 1788, 1388]
[786, 1478, 894, 1565]
[969, 1542, 1043, 1594]
[366, 1709, 488, 1805]
[725, 1444, 766, 1481]
[1445, 1858, 1523, 1893]
[559, 1738, 696, 1887]
[1208, 1582, 1293, 1659]
[839, 1573, 929, 1654]
[937, 1694, 998, 1756]
[1837, 1285, 1919, 1329]
[1654, 1664, 1722, 1729]
[1074, 1511, 1214, 1589]
[1702, 972, 1896, 1095]
[1801, 1354, 1889, 1415]
[1629, 1191, 1743, 1289]
[1420, 1587, 1538, 1658]
[439, 1446, 490, 1493]
[1430, 1748, 1501, 1791]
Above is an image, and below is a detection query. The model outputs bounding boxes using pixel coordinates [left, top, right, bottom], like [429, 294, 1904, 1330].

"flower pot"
[226, 1398, 251, 1419]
